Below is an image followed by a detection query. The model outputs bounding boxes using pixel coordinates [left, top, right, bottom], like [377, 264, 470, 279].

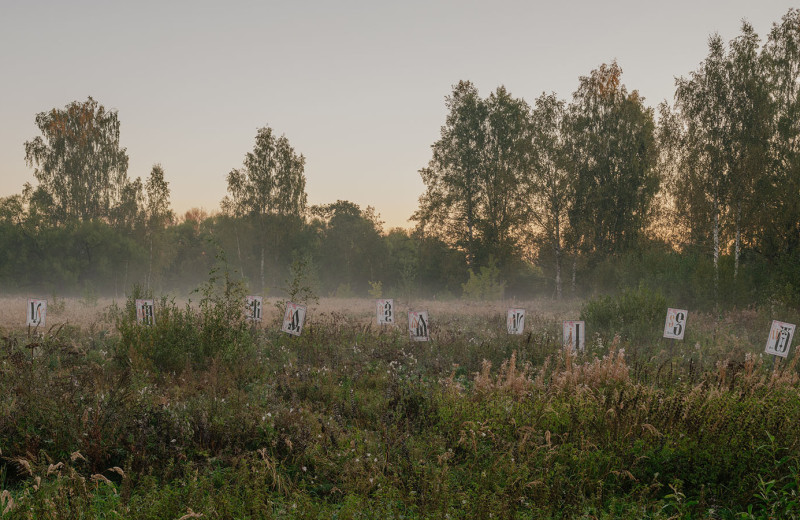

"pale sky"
[1, 0, 796, 229]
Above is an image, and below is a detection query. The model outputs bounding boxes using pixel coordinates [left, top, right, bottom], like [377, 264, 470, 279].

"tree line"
[2, 9, 799, 307]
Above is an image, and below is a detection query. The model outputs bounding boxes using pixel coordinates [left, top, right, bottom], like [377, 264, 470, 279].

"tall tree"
[144, 164, 174, 290]
[222, 126, 307, 292]
[726, 22, 771, 278]
[413, 81, 486, 266]
[528, 93, 571, 299]
[673, 36, 730, 293]
[565, 62, 658, 261]
[413, 81, 532, 272]
[24, 97, 130, 225]
[672, 25, 773, 294]
[761, 8, 800, 264]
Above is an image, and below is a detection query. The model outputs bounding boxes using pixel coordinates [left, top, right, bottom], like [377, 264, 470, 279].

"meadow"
[1, 286, 800, 519]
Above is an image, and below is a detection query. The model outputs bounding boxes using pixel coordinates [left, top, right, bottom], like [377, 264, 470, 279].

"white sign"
[408, 310, 429, 342]
[507, 308, 525, 335]
[26, 299, 47, 327]
[282, 302, 306, 336]
[246, 295, 263, 322]
[563, 320, 585, 351]
[663, 308, 688, 340]
[765, 320, 796, 358]
[136, 299, 156, 326]
[376, 299, 394, 325]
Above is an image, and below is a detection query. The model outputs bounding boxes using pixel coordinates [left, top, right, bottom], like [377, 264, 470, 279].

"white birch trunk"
[734, 203, 741, 279]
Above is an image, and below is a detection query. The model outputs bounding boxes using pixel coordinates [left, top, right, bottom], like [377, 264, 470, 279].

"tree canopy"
[413, 81, 532, 272]
[24, 97, 131, 225]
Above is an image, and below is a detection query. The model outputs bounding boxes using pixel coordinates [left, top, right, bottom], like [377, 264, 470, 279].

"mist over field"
[2, 6, 800, 519]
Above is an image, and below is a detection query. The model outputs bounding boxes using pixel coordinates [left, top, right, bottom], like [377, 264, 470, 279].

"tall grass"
[0, 291, 799, 518]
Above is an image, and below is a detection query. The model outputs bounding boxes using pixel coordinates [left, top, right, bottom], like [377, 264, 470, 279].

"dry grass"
[0, 297, 118, 330]
[0, 295, 582, 330]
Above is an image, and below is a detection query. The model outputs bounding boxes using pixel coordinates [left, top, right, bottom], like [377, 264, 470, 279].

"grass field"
[1, 291, 799, 519]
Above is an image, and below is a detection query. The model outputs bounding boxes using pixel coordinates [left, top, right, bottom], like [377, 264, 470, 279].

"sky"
[1, 0, 797, 229]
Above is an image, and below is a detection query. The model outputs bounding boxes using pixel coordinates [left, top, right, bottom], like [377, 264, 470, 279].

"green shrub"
[462, 259, 505, 301]
[116, 257, 254, 372]
[581, 283, 667, 339]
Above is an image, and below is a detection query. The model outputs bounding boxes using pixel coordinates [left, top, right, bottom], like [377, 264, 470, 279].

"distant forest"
[2, 9, 800, 309]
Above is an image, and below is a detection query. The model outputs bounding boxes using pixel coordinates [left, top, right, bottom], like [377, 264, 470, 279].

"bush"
[462, 260, 505, 301]
[581, 283, 667, 340]
[116, 258, 255, 373]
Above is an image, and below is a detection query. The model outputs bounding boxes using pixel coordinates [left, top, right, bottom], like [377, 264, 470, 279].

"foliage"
[222, 125, 307, 293]
[413, 81, 532, 271]
[367, 280, 383, 298]
[116, 255, 255, 372]
[313, 200, 387, 295]
[143, 164, 174, 291]
[565, 61, 659, 259]
[529, 92, 571, 299]
[581, 283, 668, 340]
[23, 97, 132, 226]
[275, 253, 319, 312]
[222, 126, 306, 220]
[461, 259, 506, 301]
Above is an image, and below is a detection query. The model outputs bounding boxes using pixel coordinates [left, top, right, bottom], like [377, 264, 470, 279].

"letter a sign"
[282, 302, 306, 336]
[408, 310, 429, 341]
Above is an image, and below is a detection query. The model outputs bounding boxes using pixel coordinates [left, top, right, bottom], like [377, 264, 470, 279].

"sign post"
[135, 299, 155, 326]
[26, 299, 47, 328]
[507, 308, 525, 335]
[663, 308, 688, 340]
[563, 320, 585, 351]
[282, 302, 307, 336]
[246, 295, 263, 322]
[376, 299, 394, 326]
[408, 310, 429, 342]
[765, 320, 795, 364]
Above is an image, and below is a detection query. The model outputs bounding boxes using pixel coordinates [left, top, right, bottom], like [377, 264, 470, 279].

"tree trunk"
[734, 202, 741, 279]
[260, 246, 265, 294]
[554, 214, 562, 300]
[571, 253, 577, 295]
[123, 259, 129, 295]
[147, 235, 153, 291]
[466, 214, 475, 268]
[235, 228, 244, 280]
[713, 201, 720, 302]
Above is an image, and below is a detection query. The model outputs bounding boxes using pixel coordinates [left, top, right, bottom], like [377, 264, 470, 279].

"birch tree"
[565, 62, 659, 260]
[528, 93, 571, 299]
[24, 97, 130, 225]
[222, 126, 307, 292]
[413, 81, 532, 271]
